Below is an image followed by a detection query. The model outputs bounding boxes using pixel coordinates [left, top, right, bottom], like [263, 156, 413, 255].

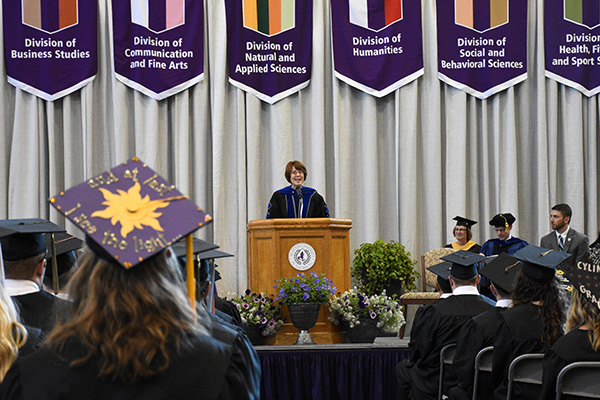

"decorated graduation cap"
[43, 232, 84, 293]
[512, 245, 571, 283]
[0, 219, 65, 261]
[49, 157, 212, 309]
[479, 253, 522, 293]
[441, 250, 487, 279]
[563, 261, 600, 310]
[489, 213, 516, 232]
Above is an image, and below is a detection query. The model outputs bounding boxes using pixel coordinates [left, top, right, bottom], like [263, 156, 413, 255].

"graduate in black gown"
[0, 161, 260, 400]
[0, 219, 70, 335]
[266, 160, 329, 219]
[396, 251, 494, 400]
[448, 253, 521, 400]
[539, 262, 600, 400]
[445, 216, 481, 253]
[491, 246, 570, 400]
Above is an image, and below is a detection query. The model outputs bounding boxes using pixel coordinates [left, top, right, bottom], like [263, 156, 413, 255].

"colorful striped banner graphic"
[131, 0, 184, 33]
[349, 0, 402, 31]
[564, 0, 600, 28]
[243, 0, 294, 36]
[455, 0, 508, 33]
[22, 0, 78, 33]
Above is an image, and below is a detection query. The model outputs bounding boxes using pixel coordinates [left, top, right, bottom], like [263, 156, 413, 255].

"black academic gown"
[0, 325, 261, 400]
[448, 307, 506, 400]
[539, 329, 600, 400]
[11, 290, 68, 335]
[396, 294, 493, 400]
[266, 186, 329, 219]
[19, 325, 43, 357]
[492, 303, 560, 400]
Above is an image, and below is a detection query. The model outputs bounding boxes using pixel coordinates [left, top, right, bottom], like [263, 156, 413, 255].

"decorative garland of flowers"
[328, 288, 405, 334]
[228, 290, 284, 336]
[274, 271, 336, 305]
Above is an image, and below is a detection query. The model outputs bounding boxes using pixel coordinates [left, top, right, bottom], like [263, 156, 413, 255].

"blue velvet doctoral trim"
[480, 237, 528, 256]
[275, 186, 317, 218]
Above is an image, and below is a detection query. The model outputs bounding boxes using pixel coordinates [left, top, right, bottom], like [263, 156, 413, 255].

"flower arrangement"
[327, 288, 405, 334]
[274, 271, 336, 305]
[228, 290, 284, 336]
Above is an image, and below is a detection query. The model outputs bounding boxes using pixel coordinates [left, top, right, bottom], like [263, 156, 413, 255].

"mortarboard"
[479, 253, 522, 293]
[0, 219, 65, 261]
[453, 216, 477, 229]
[0, 227, 17, 240]
[43, 233, 84, 291]
[441, 250, 487, 279]
[512, 245, 571, 283]
[172, 238, 218, 258]
[49, 157, 212, 269]
[427, 261, 452, 281]
[489, 213, 516, 231]
[563, 261, 600, 310]
[49, 157, 212, 312]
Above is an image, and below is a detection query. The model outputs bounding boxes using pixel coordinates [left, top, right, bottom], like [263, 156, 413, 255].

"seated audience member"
[539, 265, 600, 400]
[491, 246, 569, 400]
[540, 203, 588, 271]
[445, 216, 481, 253]
[42, 232, 83, 300]
[266, 160, 329, 219]
[396, 251, 494, 400]
[448, 253, 521, 400]
[0, 219, 69, 334]
[0, 278, 42, 382]
[0, 162, 261, 400]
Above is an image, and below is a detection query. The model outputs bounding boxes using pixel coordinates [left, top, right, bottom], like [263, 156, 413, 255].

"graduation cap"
[489, 213, 516, 231]
[0, 219, 65, 261]
[43, 232, 84, 293]
[49, 157, 212, 310]
[427, 261, 453, 280]
[512, 245, 571, 283]
[441, 250, 487, 279]
[563, 261, 600, 310]
[453, 216, 477, 229]
[0, 227, 17, 240]
[479, 253, 522, 293]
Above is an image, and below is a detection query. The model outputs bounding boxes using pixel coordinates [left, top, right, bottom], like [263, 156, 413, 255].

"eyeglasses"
[455, 228, 467, 232]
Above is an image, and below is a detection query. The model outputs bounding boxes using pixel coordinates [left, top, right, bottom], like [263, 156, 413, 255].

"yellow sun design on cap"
[91, 182, 170, 238]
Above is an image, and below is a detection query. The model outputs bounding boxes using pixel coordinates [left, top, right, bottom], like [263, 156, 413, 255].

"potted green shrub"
[351, 239, 419, 297]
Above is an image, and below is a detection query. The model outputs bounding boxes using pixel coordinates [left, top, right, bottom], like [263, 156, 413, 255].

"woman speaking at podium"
[266, 161, 330, 219]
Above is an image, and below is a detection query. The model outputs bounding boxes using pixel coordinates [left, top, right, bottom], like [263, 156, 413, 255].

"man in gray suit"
[540, 203, 588, 271]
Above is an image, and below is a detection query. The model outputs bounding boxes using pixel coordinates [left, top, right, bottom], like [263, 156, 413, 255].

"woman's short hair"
[48, 247, 209, 383]
[453, 225, 473, 241]
[284, 161, 307, 183]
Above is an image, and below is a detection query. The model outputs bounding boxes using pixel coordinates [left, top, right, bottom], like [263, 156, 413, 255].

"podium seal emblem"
[288, 243, 316, 271]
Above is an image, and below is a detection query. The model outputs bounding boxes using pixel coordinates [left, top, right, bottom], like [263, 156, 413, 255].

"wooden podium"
[247, 218, 352, 344]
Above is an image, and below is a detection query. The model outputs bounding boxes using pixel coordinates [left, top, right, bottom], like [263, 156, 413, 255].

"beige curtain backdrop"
[1, 0, 599, 293]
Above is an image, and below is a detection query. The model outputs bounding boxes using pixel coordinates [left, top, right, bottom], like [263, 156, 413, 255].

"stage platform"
[255, 337, 409, 400]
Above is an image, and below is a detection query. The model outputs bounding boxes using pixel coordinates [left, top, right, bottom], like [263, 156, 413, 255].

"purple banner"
[2, 0, 97, 101]
[436, 0, 527, 99]
[112, 0, 204, 100]
[545, 0, 600, 96]
[331, 0, 423, 97]
[225, 0, 312, 104]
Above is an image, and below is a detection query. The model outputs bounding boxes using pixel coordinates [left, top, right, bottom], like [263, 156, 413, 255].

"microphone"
[295, 187, 303, 218]
[295, 187, 302, 198]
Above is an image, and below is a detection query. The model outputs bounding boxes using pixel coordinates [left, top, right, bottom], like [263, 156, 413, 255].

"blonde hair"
[0, 285, 27, 382]
[48, 247, 209, 383]
[566, 290, 600, 352]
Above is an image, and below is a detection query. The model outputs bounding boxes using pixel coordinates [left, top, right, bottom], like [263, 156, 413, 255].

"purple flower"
[302, 292, 310, 301]
[245, 289, 251, 295]
[358, 301, 366, 309]
[261, 317, 268, 324]
[243, 303, 250, 309]
[269, 320, 275, 327]
[370, 312, 377, 319]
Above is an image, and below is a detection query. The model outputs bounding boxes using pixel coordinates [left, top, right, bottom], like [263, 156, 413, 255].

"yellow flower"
[91, 182, 169, 238]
